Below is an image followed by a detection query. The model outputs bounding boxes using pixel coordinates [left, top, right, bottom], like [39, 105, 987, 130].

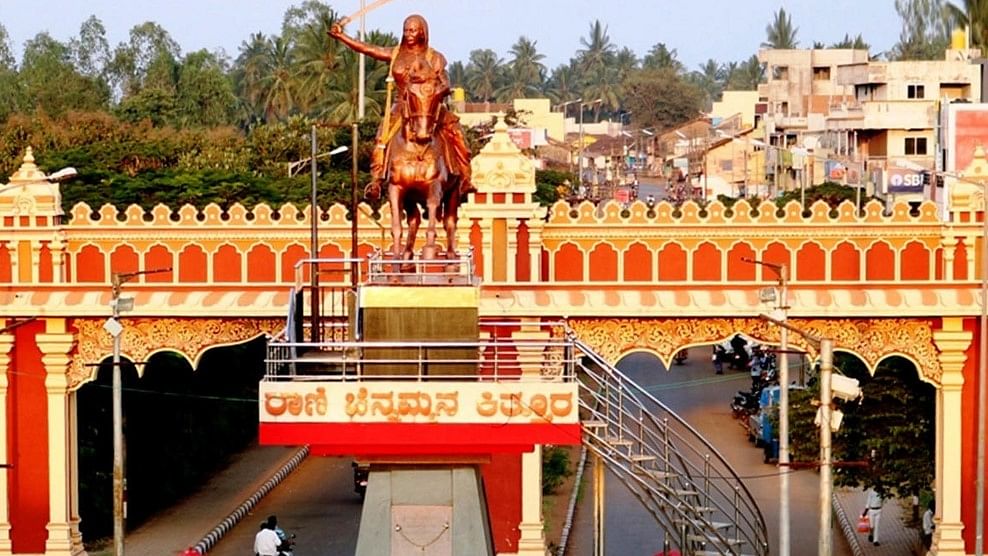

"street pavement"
[111, 347, 926, 556]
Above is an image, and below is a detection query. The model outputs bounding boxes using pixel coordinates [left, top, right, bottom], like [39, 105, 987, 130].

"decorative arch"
[144, 244, 174, 282]
[178, 244, 207, 282]
[901, 241, 931, 281]
[831, 241, 860, 281]
[657, 242, 687, 281]
[69, 317, 284, 390]
[623, 242, 652, 281]
[76, 244, 105, 282]
[281, 243, 309, 283]
[214, 244, 242, 282]
[567, 317, 942, 383]
[109, 244, 139, 275]
[726, 242, 756, 281]
[246, 244, 276, 282]
[692, 242, 721, 282]
[865, 241, 895, 281]
[555, 243, 584, 281]
[795, 241, 826, 281]
[588, 242, 618, 281]
[0, 243, 10, 282]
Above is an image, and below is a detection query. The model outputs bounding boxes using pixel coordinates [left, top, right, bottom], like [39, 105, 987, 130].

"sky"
[0, 1, 904, 70]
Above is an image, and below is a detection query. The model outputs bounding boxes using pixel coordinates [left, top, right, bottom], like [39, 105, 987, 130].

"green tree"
[448, 60, 467, 88]
[545, 61, 580, 105]
[108, 22, 181, 98]
[763, 7, 799, 48]
[576, 20, 616, 77]
[232, 32, 274, 124]
[19, 32, 109, 115]
[70, 16, 111, 80]
[291, 7, 341, 114]
[506, 36, 546, 91]
[689, 59, 725, 107]
[642, 43, 684, 74]
[725, 55, 764, 90]
[894, 0, 950, 59]
[174, 50, 238, 127]
[257, 36, 297, 121]
[944, 0, 988, 51]
[830, 33, 871, 49]
[465, 48, 504, 104]
[0, 23, 21, 120]
[622, 68, 704, 131]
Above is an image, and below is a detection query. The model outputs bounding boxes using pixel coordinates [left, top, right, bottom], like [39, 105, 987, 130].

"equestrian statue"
[330, 14, 475, 265]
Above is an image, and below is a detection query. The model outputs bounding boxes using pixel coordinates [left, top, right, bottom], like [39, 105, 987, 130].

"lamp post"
[579, 98, 602, 185]
[290, 141, 348, 342]
[557, 98, 582, 174]
[744, 257, 790, 556]
[760, 312, 835, 556]
[107, 267, 171, 556]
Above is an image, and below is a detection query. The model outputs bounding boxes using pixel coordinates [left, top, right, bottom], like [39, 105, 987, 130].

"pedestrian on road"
[712, 345, 724, 375]
[863, 487, 884, 546]
[922, 500, 935, 550]
[254, 520, 281, 556]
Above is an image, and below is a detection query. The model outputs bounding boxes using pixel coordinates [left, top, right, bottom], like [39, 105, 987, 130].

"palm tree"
[258, 36, 297, 121]
[545, 61, 579, 104]
[495, 64, 540, 102]
[690, 59, 725, 106]
[233, 32, 273, 121]
[448, 60, 467, 89]
[726, 55, 764, 90]
[643, 43, 684, 74]
[763, 7, 799, 48]
[293, 9, 341, 114]
[465, 48, 504, 105]
[945, 0, 988, 52]
[831, 33, 871, 49]
[507, 36, 546, 90]
[576, 20, 616, 78]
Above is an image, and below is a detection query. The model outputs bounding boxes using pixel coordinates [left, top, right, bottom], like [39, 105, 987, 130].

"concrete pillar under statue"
[37, 319, 86, 556]
[516, 446, 546, 555]
[932, 319, 973, 555]
[355, 465, 494, 556]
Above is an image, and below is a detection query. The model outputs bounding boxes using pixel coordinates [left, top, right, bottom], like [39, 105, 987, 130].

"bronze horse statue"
[385, 78, 462, 266]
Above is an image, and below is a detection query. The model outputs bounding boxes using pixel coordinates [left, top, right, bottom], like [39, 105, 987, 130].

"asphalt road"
[208, 456, 362, 555]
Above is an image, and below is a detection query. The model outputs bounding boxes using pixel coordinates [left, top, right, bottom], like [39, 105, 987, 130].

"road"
[208, 456, 362, 555]
[567, 350, 852, 555]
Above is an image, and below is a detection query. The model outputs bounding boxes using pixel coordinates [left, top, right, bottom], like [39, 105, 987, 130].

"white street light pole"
[107, 267, 170, 556]
[558, 98, 582, 174]
[760, 313, 834, 556]
[744, 257, 790, 556]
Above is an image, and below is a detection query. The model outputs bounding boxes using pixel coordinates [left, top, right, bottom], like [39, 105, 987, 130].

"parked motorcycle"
[353, 461, 369, 500]
[731, 389, 760, 419]
[673, 349, 688, 365]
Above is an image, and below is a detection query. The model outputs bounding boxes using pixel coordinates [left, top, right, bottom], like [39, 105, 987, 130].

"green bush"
[542, 446, 572, 494]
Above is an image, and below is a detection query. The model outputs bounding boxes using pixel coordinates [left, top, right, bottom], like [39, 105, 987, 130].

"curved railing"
[573, 337, 769, 556]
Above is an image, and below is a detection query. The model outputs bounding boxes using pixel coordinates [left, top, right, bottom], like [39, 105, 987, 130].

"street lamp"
[107, 267, 171, 556]
[579, 98, 603, 185]
[290, 140, 348, 343]
[760, 312, 836, 556]
[743, 257, 791, 556]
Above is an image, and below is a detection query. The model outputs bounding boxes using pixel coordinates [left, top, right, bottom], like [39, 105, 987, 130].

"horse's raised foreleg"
[443, 192, 459, 260]
[424, 183, 440, 258]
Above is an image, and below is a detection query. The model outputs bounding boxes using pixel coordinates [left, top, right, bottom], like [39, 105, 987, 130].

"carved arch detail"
[568, 317, 942, 384]
[69, 317, 284, 390]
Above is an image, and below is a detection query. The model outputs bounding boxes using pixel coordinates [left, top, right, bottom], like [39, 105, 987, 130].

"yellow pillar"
[0, 326, 13, 553]
[932, 318, 972, 555]
[515, 321, 550, 554]
[37, 319, 85, 556]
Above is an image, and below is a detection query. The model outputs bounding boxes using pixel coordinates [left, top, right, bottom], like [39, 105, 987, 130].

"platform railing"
[366, 248, 478, 286]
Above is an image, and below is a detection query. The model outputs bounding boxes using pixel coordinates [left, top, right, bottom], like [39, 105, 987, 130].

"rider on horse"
[329, 14, 475, 201]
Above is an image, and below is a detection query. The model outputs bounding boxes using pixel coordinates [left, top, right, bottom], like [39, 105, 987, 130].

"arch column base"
[0, 524, 10, 554]
[45, 521, 86, 555]
[930, 522, 965, 555]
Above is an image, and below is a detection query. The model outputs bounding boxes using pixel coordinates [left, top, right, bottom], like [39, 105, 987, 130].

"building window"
[772, 66, 789, 80]
[813, 66, 831, 80]
[907, 84, 925, 99]
[905, 137, 928, 155]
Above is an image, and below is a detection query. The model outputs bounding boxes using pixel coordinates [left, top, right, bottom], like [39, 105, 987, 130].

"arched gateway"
[0, 121, 984, 554]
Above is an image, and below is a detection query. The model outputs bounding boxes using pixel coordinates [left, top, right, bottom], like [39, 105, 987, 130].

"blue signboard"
[887, 168, 924, 193]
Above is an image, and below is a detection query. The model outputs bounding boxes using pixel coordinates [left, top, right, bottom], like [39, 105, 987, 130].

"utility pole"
[107, 267, 171, 556]
[310, 125, 321, 343]
[744, 257, 790, 556]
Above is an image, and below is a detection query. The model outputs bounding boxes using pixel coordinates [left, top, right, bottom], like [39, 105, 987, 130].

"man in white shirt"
[254, 522, 281, 556]
[864, 488, 883, 546]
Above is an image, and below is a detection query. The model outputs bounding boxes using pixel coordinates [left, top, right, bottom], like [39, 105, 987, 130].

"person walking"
[863, 487, 884, 546]
[922, 500, 935, 550]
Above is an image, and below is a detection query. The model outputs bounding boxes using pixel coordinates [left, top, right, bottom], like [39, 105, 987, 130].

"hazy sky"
[1, 1, 903, 70]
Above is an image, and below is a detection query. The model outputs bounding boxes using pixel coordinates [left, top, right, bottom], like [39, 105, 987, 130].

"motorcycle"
[275, 528, 295, 556]
[731, 389, 760, 419]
